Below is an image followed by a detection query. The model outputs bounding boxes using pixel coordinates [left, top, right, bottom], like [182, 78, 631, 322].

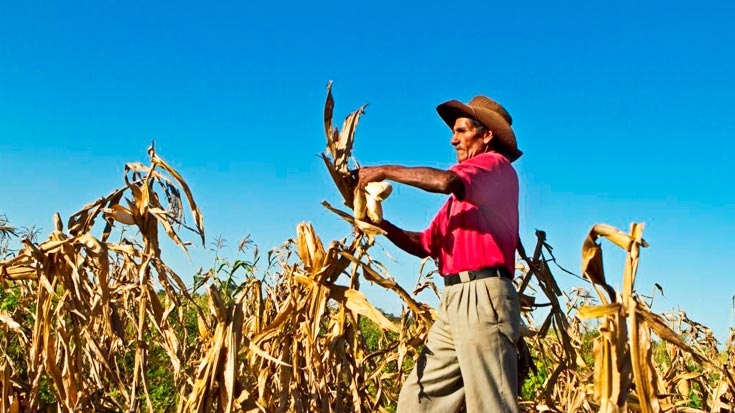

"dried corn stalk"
[1, 85, 734, 413]
[575, 223, 735, 413]
[0, 146, 205, 412]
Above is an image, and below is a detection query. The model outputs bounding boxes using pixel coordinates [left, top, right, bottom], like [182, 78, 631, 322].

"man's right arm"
[376, 219, 430, 259]
[356, 165, 465, 199]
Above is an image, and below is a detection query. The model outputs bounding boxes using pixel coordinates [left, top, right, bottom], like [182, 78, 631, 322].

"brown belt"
[443, 267, 512, 286]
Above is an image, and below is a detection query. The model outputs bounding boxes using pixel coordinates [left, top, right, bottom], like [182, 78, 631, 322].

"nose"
[450, 133, 459, 146]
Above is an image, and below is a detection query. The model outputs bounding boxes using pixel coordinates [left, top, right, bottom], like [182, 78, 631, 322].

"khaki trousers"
[397, 277, 521, 413]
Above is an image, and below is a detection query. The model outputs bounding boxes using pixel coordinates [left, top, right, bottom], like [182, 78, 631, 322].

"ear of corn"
[352, 181, 391, 224]
[365, 181, 392, 201]
[365, 195, 383, 223]
[353, 187, 367, 221]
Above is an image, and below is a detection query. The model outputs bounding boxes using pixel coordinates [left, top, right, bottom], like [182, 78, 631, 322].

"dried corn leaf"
[329, 285, 399, 333]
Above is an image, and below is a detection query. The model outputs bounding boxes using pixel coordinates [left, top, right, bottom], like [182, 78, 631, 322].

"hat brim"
[437, 100, 523, 162]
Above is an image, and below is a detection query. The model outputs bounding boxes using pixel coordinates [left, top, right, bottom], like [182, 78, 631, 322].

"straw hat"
[436, 95, 523, 162]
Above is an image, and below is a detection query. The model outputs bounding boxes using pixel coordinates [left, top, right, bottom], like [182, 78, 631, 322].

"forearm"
[377, 220, 430, 259]
[372, 165, 463, 197]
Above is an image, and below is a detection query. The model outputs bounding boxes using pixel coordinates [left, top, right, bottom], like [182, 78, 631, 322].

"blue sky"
[2, 1, 734, 341]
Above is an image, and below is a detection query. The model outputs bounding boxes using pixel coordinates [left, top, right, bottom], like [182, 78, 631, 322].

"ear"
[482, 130, 494, 145]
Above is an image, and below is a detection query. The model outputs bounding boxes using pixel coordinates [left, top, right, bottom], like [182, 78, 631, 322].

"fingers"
[351, 168, 370, 188]
[351, 166, 384, 188]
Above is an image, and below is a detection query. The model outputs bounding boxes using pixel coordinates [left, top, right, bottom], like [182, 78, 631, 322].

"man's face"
[451, 117, 492, 163]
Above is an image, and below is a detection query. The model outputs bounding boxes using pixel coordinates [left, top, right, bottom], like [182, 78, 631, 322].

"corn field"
[1, 85, 734, 412]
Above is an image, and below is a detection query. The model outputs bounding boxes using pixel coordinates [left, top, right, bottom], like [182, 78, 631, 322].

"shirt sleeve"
[449, 155, 495, 204]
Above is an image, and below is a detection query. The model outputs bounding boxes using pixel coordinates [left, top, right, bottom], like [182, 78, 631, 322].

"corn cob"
[353, 187, 367, 221]
[365, 181, 392, 201]
[353, 181, 392, 224]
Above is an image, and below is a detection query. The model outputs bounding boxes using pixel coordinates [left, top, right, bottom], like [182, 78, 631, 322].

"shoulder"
[452, 152, 511, 172]
[474, 152, 510, 167]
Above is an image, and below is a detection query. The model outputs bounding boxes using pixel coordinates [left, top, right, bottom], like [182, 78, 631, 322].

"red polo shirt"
[419, 152, 519, 276]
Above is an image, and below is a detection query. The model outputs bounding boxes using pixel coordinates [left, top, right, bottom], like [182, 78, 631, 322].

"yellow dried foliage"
[0, 86, 733, 413]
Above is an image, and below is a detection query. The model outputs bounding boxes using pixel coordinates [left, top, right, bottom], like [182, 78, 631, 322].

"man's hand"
[354, 166, 386, 189]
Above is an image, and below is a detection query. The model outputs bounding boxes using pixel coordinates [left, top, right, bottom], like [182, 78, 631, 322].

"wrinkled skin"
[451, 117, 493, 163]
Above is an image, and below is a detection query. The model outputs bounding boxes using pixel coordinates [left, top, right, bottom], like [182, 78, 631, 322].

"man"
[356, 95, 522, 413]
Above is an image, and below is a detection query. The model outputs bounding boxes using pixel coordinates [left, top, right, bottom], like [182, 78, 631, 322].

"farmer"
[355, 95, 522, 413]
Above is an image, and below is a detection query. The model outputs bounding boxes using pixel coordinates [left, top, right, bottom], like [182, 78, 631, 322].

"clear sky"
[2, 1, 734, 341]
